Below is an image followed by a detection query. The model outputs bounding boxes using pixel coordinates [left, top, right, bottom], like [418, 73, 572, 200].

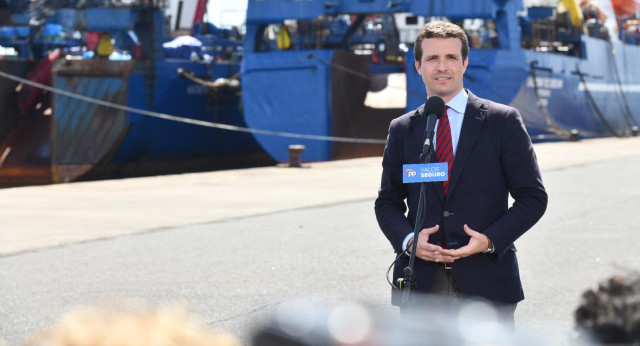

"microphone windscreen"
[424, 96, 445, 119]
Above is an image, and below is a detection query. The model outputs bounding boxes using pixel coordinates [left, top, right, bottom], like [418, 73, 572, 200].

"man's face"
[414, 37, 468, 103]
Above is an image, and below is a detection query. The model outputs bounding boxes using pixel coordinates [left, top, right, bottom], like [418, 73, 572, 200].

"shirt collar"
[446, 88, 468, 115]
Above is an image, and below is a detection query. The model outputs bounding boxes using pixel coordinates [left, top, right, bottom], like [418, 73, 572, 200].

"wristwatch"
[483, 239, 495, 254]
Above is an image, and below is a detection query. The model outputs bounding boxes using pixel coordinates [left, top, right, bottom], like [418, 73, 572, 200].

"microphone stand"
[401, 115, 437, 308]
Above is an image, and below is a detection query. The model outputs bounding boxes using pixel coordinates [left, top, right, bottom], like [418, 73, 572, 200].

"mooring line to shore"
[0, 69, 387, 144]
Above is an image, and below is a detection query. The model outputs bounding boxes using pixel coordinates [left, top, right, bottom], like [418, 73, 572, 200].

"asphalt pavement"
[1, 137, 640, 345]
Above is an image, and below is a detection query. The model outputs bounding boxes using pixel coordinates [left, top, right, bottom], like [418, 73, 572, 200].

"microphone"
[400, 96, 446, 307]
[421, 96, 445, 160]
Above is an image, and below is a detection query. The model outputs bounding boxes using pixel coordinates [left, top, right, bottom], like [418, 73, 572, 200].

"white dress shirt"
[436, 88, 468, 156]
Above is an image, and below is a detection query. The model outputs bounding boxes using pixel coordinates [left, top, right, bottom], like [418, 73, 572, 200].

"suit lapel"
[409, 104, 426, 152]
[410, 104, 445, 202]
[448, 91, 486, 197]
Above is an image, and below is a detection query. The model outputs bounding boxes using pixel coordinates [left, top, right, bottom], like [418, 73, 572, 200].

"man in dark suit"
[374, 21, 548, 319]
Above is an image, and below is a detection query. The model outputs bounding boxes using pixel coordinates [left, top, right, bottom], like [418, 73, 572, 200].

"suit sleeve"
[482, 107, 548, 259]
[374, 119, 414, 253]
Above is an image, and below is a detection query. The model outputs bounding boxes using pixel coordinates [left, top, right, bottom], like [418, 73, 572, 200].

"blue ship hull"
[242, 0, 640, 163]
[433, 38, 640, 139]
[47, 58, 268, 182]
[0, 4, 271, 184]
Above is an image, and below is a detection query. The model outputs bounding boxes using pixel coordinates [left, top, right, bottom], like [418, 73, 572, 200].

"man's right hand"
[407, 225, 454, 263]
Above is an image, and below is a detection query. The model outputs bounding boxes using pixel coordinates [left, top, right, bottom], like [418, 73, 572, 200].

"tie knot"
[443, 105, 449, 118]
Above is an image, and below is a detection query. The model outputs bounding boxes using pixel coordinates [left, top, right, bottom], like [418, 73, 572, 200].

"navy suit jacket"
[375, 90, 548, 305]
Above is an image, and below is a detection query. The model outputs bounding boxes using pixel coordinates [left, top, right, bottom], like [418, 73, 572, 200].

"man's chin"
[427, 89, 454, 100]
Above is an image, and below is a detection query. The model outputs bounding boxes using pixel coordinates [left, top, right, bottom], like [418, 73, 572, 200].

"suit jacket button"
[443, 211, 450, 217]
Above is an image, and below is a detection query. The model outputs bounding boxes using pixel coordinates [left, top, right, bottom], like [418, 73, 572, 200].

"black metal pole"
[401, 123, 436, 308]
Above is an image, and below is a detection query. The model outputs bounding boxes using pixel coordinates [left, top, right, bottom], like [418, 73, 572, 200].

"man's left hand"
[437, 224, 491, 260]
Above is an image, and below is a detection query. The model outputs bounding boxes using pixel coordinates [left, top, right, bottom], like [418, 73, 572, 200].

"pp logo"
[404, 168, 416, 178]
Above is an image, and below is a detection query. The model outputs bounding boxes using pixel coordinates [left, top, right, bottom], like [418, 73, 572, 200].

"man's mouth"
[435, 76, 451, 81]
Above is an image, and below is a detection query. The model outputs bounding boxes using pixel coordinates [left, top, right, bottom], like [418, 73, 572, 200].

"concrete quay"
[1, 137, 639, 256]
[1, 136, 640, 345]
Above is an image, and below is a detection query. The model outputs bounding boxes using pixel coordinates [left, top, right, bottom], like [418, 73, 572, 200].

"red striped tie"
[435, 107, 454, 195]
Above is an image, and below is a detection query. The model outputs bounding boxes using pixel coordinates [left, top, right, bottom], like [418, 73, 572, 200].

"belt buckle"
[443, 262, 453, 270]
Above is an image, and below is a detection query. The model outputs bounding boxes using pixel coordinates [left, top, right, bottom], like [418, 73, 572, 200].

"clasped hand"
[407, 224, 491, 263]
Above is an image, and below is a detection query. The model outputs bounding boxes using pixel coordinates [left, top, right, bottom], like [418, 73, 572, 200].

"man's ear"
[414, 60, 421, 75]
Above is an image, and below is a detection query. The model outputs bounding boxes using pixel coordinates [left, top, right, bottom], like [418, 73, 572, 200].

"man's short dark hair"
[574, 274, 640, 344]
[414, 21, 469, 64]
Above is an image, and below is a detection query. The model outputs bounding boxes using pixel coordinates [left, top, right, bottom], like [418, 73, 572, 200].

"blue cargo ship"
[242, 0, 640, 163]
[0, 0, 272, 184]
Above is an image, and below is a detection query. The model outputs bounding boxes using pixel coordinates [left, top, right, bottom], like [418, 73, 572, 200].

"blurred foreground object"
[252, 295, 550, 346]
[575, 273, 640, 344]
[25, 303, 239, 346]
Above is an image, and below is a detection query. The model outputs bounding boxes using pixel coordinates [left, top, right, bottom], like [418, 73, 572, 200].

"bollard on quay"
[288, 145, 305, 167]
[569, 129, 579, 142]
[632, 126, 639, 137]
